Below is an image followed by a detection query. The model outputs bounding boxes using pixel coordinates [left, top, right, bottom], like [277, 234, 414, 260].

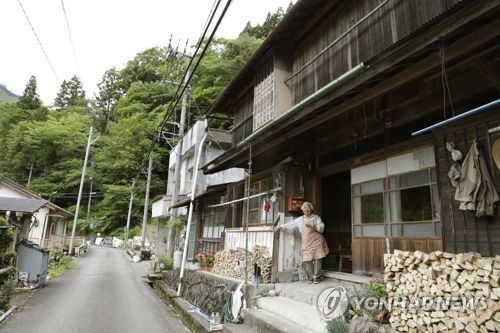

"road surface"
[1, 246, 189, 333]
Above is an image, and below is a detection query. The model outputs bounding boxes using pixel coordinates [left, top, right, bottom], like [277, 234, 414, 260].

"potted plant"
[197, 253, 215, 271]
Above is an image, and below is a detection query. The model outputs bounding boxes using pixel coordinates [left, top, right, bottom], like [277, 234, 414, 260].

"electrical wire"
[17, 0, 60, 84]
[60, 0, 79, 74]
[133, 0, 233, 183]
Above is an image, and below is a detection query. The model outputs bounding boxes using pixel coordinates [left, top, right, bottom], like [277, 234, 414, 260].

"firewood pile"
[384, 249, 500, 332]
[212, 245, 272, 283]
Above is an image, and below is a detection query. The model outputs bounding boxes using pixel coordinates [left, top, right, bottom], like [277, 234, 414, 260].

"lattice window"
[253, 56, 275, 130]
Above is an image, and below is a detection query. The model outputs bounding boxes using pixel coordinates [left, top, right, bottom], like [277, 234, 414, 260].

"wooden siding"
[352, 237, 442, 275]
[290, 0, 461, 103]
[433, 111, 500, 256]
[231, 94, 253, 147]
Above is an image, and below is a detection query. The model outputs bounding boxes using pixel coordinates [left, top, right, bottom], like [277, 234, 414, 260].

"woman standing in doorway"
[274, 202, 329, 284]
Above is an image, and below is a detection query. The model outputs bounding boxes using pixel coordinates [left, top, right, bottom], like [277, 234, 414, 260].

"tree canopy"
[0, 6, 286, 236]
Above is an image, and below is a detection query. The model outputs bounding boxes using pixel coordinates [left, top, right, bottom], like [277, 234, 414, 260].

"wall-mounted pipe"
[412, 99, 500, 136]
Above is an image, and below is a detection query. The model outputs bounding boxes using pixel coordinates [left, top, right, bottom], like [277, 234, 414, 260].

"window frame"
[352, 167, 440, 238]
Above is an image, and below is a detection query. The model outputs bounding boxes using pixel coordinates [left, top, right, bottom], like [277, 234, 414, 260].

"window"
[352, 167, 440, 238]
[361, 194, 384, 223]
[201, 201, 225, 239]
[50, 221, 57, 235]
[242, 177, 277, 225]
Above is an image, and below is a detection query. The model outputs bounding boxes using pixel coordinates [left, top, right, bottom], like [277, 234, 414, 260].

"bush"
[48, 255, 73, 279]
[157, 255, 173, 270]
[327, 318, 348, 333]
[0, 218, 15, 311]
[51, 246, 63, 262]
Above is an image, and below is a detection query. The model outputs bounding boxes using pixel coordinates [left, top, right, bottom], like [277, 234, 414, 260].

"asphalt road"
[1, 246, 190, 333]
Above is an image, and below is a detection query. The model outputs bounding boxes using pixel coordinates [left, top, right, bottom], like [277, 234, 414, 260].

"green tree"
[54, 76, 86, 109]
[0, 113, 88, 196]
[242, 6, 288, 39]
[191, 34, 262, 127]
[95, 68, 122, 133]
[17, 75, 42, 110]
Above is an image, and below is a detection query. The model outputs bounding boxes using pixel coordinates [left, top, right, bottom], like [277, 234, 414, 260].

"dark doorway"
[321, 171, 352, 272]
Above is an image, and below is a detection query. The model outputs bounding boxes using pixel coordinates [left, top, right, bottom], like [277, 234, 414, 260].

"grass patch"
[48, 256, 74, 279]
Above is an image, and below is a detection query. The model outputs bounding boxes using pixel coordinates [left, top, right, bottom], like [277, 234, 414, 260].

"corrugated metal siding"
[224, 227, 274, 255]
[291, 0, 463, 103]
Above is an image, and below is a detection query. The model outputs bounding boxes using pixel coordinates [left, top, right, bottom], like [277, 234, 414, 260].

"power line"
[134, 0, 233, 183]
[60, 0, 79, 74]
[17, 0, 60, 84]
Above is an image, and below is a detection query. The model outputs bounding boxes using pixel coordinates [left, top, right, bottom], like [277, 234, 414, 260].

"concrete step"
[274, 278, 361, 306]
[242, 308, 316, 333]
[256, 296, 327, 333]
[223, 322, 258, 333]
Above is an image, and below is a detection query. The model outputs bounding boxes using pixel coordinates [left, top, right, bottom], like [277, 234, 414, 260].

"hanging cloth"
[454, 140, 499, 217]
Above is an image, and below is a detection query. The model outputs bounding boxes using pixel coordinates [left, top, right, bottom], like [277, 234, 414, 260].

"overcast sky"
[0, 0, 292, 105]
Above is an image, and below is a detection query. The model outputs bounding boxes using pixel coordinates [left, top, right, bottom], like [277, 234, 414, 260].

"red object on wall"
[263, 200, 271, 212]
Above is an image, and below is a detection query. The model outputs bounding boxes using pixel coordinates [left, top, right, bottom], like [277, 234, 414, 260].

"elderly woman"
[274, 202, 329, 284]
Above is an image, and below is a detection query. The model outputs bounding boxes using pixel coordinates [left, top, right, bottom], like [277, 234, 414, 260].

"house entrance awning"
[0, 197, 48, 213]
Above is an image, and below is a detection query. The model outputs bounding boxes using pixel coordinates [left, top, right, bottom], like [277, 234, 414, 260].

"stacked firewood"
[385, 250, 500, 332]
[212, 245, 272, 283]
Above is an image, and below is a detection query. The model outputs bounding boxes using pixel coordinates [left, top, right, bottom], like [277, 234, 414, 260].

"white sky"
[0, 0, 292, 105]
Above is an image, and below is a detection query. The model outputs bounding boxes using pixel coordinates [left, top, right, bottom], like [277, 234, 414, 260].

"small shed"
[17, 239, 50, 287]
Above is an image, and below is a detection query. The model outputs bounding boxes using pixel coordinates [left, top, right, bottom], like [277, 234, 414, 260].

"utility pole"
[167, 68, 189, 258]
[125, 178, 136, 249]
[69, 126, 94, 255]
[86, 176, 93, 220]
[27, 163, 34, 187]
[141, 153, 153, 249]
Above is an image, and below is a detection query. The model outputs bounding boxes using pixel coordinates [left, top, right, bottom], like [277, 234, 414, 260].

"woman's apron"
[300, 217, 329, 261]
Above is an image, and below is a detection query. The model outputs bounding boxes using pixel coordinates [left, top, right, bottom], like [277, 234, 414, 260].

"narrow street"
[0, 246, 189, 333]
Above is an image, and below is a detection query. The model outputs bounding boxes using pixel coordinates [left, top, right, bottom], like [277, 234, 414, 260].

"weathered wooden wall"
[433, 108, 500, 256]
[291, 0, 462, 103]
[352, 237, 442, 275]
[231, 93, 253, 147]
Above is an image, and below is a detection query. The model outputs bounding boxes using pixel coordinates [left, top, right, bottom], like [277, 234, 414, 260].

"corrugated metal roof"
[0, 197, 48, 213]
[207, 129, 231, 145]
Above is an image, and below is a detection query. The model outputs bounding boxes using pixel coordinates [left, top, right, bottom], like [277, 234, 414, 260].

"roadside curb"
[152, 280, 216, 333]
[0, 306, 18, 324]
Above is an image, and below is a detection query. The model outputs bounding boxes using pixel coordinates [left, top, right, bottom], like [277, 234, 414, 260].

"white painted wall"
[152, 195, 172, 218]
[277, 215, 303, 272]
[28, 207, 50, 243]
[163, 121, 244, 215]
[0, 185, 28, 198]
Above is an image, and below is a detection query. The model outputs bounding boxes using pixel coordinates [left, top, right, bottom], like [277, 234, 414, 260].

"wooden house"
[0, 175, 72, 251]
[202, 0, 500, 280]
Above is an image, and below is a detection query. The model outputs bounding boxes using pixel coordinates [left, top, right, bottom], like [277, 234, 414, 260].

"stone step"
[242, 308, 316, 333]
[256, 296, 327, 333]
[273, 279, 359, 306]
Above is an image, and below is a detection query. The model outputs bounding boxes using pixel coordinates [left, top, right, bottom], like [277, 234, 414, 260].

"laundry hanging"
[454, 140, 499, 217]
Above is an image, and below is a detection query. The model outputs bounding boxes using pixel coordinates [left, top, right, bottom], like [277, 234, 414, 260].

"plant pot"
[200, 265, 213, 272]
